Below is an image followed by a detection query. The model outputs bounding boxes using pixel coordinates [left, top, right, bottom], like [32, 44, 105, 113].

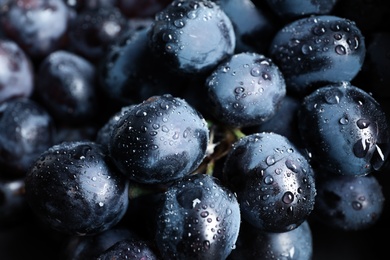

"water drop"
[334, 33, 342, 40]
[200, 211, 209, 218]
[301, 44, 313, 55]
[264, 175, 274, 185]
[174, 19, 185, 28]
[234, 87, 245, 94]
[339, 116, 349, 125]
[135, 110, 147, 117]
[356, 119, 370, 129]
[312, 26, 326, 35]
[330, 23, 341, 31]
[335, 45, 347, 55]
[250, 66, 261, 77]
[282, 191, 294, 204]
[324, 88, 342, 104]
[203, 240, 210, 250]
[226, 208, 232, 216]
[352, 201, 362, 210]
[265, 155, 276, 165]
[262, 72, 271, 80]
[275, 168, 283, 175]
[353, 138, 369, 158]
[162, 125, 169, 132]
[285, 159, 298, 173]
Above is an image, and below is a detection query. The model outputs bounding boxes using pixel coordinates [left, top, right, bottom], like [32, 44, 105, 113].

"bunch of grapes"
[1, 0, 389, 259]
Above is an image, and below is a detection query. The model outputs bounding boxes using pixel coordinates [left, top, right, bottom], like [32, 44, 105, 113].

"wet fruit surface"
[298, 82, 390, 176]
[269, 15, 366, 96]
[109, 94, 209, 184]
[1, 1, 390, 259]
[222, 132, 316, 232]
[24, 141, 129, 236]
[156, 173, 241, 259]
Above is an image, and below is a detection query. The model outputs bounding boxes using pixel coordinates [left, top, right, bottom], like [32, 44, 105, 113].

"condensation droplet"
[356, 119, 370, 129]
[266, 155, 276, 165]
[339, 116, 349, 125]
[352, 201, 362, 210]
[264, 175, 274, 185]
[285, 159, 298, 173]
[335, 45, 347, 55]
[324, 88, 342, 104]
[234, 87, 245, 94]
[200, 211, 209, 218]
[301, 44, 313, 55]
[282, 191, 294, 204]
[250, 66, 261, 77]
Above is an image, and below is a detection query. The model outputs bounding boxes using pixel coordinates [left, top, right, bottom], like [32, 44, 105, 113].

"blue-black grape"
[0, 0, 71, 59]
[222, 132, 316, 232]
[109, 94, 209, 184]
[269, 15, 366, 96]
[67, 5, 129, 62]
[0, 1, 390, 259]
[155, 173, 241, 260]
[298, 82, 390, 176]
[24, 141, 129, 236]
[0, 39, 34, 103]
[148, 0, 236, 75]
[206, 51, 286, 128]
[0, 98, 55, 176]
[36, 50, 99, 125]
[313, 171, 385, 231]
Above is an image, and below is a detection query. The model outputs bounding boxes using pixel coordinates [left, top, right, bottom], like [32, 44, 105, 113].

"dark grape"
[0, 98, 55, 176]
[35, 50, 99, 125]
[149, 0, 236, 75]
[67, 5, 129, 62]
[155, 173, 241, 260]
[109, 94, 209, 184]
[0, 0, 71, 59]
[222, 132, 316, 232]
[298, 82, 390, 176]
[313, 171, 385, 231]
[269, 15, 366, 96]
[24, 141, 129, 236]
[205, 51, 286, 128]
[0, 39, 34, 103]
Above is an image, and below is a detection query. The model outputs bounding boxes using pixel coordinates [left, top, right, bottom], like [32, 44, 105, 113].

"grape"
[0, 39, 34, 103]
[0, 1, 389, 259]
[109, 94, 209, 184]
[24, 141, 129, 236]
